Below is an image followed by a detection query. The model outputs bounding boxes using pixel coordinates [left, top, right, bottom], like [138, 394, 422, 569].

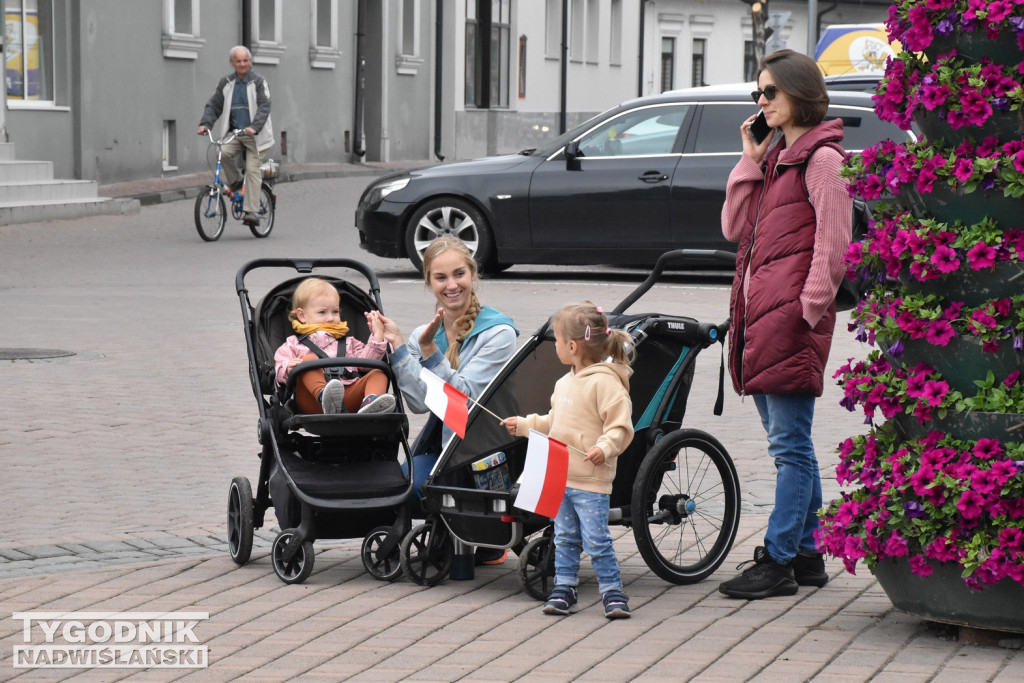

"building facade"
[1, 0, 890, 186]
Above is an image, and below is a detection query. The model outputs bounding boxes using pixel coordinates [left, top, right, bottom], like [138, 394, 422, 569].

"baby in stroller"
[274, 276, 396, 414]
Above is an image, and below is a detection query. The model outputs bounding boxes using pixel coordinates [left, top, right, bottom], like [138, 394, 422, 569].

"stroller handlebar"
[235, 257, 384, 306]
[611, 249, 736, 315]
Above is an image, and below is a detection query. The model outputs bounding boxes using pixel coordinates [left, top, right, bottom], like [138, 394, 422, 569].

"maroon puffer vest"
[727, 119, 844, 397]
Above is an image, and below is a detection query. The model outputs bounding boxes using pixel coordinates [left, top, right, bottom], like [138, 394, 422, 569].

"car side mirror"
[564, 140, 582, 171]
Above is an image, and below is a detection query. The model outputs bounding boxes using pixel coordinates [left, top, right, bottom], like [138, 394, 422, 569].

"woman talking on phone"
[717, 49, 852, 600]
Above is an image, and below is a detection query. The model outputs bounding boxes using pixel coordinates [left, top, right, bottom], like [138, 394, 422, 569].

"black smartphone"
[749, 111, 771, 144]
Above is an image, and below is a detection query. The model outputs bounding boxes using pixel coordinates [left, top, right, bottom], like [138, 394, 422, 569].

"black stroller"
[399, 250, 743, 597]
[227, 258, 413, 584]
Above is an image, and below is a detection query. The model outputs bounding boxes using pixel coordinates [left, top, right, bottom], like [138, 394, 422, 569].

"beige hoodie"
[514, 362, 634, 495]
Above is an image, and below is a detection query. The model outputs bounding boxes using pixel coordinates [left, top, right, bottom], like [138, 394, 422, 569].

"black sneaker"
[542, 586, 577, 615]
[718, 548, 798, 600]
[602, 590, 631, 619]
[792, 551, 829, 587]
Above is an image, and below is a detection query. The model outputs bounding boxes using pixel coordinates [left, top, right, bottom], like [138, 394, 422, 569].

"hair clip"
[596, 306, 604, 313]
[606, 328, 612, 335]
[584, 325, 591, 341]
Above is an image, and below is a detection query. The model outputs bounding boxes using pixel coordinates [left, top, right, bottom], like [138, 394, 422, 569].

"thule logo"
[666, 322, 687, 330]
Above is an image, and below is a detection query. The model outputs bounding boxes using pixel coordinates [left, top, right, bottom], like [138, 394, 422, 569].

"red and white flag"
[514, 430, 569, 518]
[420, 367, 470, 439]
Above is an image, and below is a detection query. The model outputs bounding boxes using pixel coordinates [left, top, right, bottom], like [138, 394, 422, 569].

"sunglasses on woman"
[750, 85, 779, 103]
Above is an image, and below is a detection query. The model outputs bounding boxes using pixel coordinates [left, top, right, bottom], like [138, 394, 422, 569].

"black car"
[355, 85, 910, 273]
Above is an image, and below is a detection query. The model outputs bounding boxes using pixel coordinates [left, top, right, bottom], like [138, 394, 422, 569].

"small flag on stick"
[420, 367, 470, 438]
[514, 430, 570, 518]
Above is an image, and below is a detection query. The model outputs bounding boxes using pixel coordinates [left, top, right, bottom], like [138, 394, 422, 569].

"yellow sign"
[815, 24, 902, 76]
[5, 9, 41, 100]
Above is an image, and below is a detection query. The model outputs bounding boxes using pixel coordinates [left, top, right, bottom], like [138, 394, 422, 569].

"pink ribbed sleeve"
[800, 146, 852, 327]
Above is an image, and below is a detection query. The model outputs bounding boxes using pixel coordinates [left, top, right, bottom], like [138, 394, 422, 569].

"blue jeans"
[400, 453, 438, 517]
[553, 487, 622, 594]
[752, 394, 822, 565]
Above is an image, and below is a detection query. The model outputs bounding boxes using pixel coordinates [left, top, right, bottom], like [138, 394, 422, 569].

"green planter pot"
[899, 261, 1024, 307]
[923, 29, 1021, 66]
[902, 184, 1024, 226]
[913, 108, 1024, 147]
[873, 558, 1024, 633]
[893, 410, 1024, 441]
[892, 335, 1024, 395]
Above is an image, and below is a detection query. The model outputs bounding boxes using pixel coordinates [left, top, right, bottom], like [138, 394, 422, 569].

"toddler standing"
[502, 302, 635, 618]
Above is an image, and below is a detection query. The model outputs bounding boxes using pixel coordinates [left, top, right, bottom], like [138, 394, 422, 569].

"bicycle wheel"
[630, 428, 740, 584]
[194, 187, 226, 241]
[249, 185, 275, 238]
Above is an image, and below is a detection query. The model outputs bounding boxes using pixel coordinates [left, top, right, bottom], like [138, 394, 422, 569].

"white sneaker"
[358, 394, 396, 414]
[320, 379, 346, 414]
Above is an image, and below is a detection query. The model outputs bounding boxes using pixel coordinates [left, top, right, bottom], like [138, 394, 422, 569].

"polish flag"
[420, 367, 470, 439]
[514, 430, 570, 518]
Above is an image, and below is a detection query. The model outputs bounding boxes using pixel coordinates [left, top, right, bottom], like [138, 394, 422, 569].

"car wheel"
[404, 197, 497, 273]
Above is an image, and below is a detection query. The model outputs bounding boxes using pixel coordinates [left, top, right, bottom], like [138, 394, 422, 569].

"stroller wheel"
[361, 526, 404, 582]
[227, 477, 254, 565]
[400, 521, 453, 587]
[517, 532, 555, 601]
[630, 428, 741, 584]
[271, 529, 315, 584]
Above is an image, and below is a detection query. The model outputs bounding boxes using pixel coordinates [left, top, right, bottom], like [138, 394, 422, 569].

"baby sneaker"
[542, 586, 577, 615]
[358, 393, 396, 414]
[319, 379, 346, 414]
[602, 590, 631, 619]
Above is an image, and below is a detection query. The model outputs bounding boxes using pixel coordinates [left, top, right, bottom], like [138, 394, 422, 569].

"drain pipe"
[816, 0, 838, 47]
[433, 0, 445, 161]
[637, 0, 647, 98]
[559, 0, 567, 133]
[353, 0, 367, 158]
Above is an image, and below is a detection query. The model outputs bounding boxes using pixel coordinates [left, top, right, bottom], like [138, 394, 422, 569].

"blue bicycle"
[195, 129, 277, 241]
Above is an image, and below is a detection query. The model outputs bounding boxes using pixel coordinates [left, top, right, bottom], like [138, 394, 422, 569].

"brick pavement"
[1, 177, 1022, 680]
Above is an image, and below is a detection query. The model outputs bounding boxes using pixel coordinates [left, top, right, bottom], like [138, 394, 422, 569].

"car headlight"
[369, 177, 410, 204]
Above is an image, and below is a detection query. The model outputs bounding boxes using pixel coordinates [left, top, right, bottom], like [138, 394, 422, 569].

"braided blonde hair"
[422, 236, 481, 370]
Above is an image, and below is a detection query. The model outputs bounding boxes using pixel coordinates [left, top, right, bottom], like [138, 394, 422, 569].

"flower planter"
[872, 557, 1024, 633]
[894, 335, 1023, 395]
[899, 260, 1024, 307]
[923, 30, 1021, 67]
[893, 410, 1024, 441]
[903, 184, 1024, 226]
[913, 108, 1024, 147]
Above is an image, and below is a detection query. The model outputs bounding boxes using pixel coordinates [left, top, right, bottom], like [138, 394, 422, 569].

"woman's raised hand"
[417, 309, 443, 358]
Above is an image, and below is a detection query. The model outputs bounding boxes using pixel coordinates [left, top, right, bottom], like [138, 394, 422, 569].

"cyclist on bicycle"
[197, 45, 274, 226]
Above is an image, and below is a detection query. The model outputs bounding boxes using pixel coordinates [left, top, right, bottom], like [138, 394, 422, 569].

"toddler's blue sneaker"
[602, 590, 631, 619]
[542, 586, 577, 615]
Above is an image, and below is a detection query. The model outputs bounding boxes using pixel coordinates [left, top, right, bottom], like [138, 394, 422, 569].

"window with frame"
[545, 0, 560, 58]
[396, 0, 423, 74]
[464, 0, 509, 109]
[569, 0, 583, 62]
[692, 38, 706, 87]
[251, 0, 285, 64]
[661, 37, 675, 93]
[310, 0, 340, 69]
[576, 104, 692, 158]
[609, 0, 622, 65]
[518, 35, 527, 98]
[6, 0, 55, 101]
[585, 0, 599, 63]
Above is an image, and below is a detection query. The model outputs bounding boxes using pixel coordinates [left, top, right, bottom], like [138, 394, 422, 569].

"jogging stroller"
[398, 250, 743, 598]
[228, 258, 414, 584]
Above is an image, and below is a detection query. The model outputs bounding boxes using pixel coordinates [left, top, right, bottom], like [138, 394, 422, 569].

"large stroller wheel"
[271, 529, 315, 584]
[517, 531, 555, 601]
[631, 428, 740, 584]
[227, 476, 254, 565]
[400, 521, 453, 587]
[361, 526, 404, 582]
